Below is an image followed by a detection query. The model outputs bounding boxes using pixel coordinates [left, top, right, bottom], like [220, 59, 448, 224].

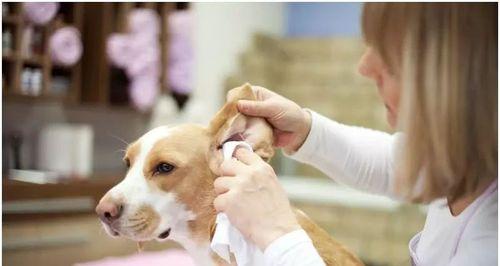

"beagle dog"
[96, 84, 363, 266]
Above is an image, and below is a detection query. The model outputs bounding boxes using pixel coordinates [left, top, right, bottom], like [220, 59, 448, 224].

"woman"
[213, 3, 497, 265]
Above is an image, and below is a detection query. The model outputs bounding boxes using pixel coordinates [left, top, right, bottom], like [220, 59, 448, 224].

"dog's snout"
[96, 199, 123, 224]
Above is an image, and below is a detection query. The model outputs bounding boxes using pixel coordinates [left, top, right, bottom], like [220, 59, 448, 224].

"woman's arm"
[287, 110, 401, 198]
[264, 229, 325, 266]
[235, 86, 400, 197]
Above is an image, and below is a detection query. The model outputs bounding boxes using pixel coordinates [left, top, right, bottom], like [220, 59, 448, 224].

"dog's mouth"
[101, 222, 120, 237]
[158, 228, 171, 239]
[105, 224, 171, 241]
[110, 228, 120, 236]
[103, 222, 166, 241]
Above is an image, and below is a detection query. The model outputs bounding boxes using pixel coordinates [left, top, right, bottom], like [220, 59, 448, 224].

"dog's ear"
[207, 83, 274, 175]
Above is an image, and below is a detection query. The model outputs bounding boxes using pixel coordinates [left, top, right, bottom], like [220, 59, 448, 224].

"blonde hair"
[362, 3, 497, 203]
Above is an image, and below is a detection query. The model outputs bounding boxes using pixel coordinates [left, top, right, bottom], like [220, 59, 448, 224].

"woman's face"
[358, 47, 401, 128]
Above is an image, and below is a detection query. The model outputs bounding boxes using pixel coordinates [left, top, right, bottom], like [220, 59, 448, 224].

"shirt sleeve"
[287, 110, 402, 198]
[264, 229, 326, 266]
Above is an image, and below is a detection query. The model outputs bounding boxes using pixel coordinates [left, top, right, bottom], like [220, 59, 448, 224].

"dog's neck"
[167, 205, 219, 266]
[166, 171, 222, 266]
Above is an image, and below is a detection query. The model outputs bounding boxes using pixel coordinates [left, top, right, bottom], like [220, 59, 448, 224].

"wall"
[286, 3, 362, 37]
[187, 3, 285, 124]
[186, 3, 364, 123]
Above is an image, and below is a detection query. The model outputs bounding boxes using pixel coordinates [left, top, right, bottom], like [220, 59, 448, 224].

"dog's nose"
[96, 199, 123, 224]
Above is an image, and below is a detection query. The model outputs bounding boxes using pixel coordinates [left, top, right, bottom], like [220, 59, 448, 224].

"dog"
[96, 84, 363, 266]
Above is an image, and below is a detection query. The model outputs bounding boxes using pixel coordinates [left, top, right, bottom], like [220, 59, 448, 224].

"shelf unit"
[3, 3, 191, 110]
[2, 3, 83, 103]
[80, 2, 191, 109]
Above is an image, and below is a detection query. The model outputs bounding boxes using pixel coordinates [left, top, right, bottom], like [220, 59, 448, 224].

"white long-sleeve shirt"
[264, 110, 498, 266]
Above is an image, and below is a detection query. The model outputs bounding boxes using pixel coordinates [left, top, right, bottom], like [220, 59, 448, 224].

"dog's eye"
[154, 163, 175, 176]
[124, 158, 130, 168]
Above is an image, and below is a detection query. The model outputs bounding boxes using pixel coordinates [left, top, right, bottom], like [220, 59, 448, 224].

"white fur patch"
[108, 126, 196, 240]
[104, 125, 214, 265]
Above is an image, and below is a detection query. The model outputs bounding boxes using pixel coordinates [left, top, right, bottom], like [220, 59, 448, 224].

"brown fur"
[124, 142, 141, 167]
[295, 209, 363, 265]
[145, 125, 218, 244]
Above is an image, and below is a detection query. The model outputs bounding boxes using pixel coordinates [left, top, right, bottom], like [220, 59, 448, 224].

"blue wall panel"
[286, 3, 362, 37]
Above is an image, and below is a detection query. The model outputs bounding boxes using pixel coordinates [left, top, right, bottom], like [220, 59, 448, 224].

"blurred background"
[2, 3, 425, 266]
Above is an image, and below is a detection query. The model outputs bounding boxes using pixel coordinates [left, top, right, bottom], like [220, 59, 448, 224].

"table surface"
[3, 175, 122, 222]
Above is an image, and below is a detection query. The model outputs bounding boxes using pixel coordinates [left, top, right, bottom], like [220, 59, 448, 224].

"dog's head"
[95, 84, 274, 245]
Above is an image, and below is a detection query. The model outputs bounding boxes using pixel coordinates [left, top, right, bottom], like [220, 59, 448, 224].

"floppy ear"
[207, 83, 274, 175]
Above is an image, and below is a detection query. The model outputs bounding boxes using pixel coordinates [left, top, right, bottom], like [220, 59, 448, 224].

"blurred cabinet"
[80, 3, 178, 107]
[3, 3, 189, 109]
[2, 3, 83, 103]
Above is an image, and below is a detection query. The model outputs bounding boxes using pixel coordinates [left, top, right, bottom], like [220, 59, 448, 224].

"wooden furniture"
[80, 3, 179, 107]
[2, 176, 182, 266]
[2, 176, 119, 222]
[3, 214, 182, 266]
[2, 3, 83, 103]
[3, 3, 190, 109]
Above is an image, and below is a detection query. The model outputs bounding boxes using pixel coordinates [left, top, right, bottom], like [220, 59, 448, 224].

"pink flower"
[107, 34, 135, 68]
[23, 2, 59, 25]
[125, 53, 160, 79]
[167, 10, 194, 94]
[49, 26, 82, 66]
[129, 75, 160, 112]
[106, 8, 163, 112]
[128, 8, 160, 38]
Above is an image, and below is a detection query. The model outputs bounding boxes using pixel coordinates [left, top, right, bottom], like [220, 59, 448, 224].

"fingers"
[251, 86, 276, 100]
[237, 100, 274, 118]
[220, 158, 248, 176]
[213, 192, 231, 213]
[234, 148, 263, 165]
[213, 176, 237, 195]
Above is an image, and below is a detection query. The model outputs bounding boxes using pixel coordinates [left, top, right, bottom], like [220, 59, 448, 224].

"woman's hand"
[231, 86, 312, 153]
[213, 148, 301, 251]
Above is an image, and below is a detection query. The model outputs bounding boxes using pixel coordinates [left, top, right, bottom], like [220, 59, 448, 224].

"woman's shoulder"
[452, 183, 497, 264]
[461, 180, 497, 240]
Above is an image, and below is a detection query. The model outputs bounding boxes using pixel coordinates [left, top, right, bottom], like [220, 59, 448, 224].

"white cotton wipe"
[221, 141, 253, 161]
[210, 141, 266, 266]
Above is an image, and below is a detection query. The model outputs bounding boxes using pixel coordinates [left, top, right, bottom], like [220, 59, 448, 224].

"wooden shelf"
[3, 3, 188, 110]
[22, 55, 46, 67]
[2, 3, 83, 105]
[2, 53, 19, 61]
[3, 175, 121, 201]
[51, 63, 74, 71]
[4, 92, 65, 102]
[2, 15, 21, 24]
[80, 3, 179, 106]
[3, 175, 121, 221]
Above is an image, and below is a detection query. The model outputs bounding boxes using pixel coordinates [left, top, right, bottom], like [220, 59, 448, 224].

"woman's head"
[360, 3, 497, 203]
[358, 47, 401, 127]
